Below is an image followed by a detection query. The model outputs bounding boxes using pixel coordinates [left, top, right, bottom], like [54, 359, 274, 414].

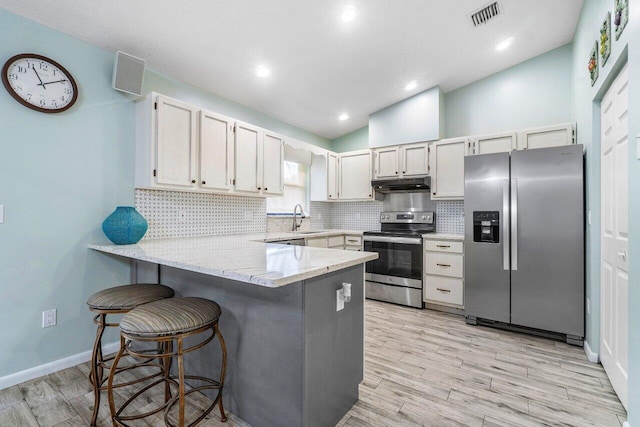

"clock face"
[1, 54, 78, 113]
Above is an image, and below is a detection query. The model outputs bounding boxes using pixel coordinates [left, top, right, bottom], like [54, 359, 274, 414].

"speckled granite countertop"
[89, 230, 375, 288]
[422, 233, 464, 241]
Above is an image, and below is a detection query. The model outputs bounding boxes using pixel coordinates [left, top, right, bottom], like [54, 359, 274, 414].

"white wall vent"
[470, 2, 500, 26]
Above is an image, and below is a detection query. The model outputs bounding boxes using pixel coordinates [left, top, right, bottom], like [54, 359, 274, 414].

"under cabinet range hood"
[371, 177, 431, 193]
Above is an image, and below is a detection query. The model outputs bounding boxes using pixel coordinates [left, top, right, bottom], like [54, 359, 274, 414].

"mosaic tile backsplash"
[135, 189, 266, 240]
[136, 189, 464, 239]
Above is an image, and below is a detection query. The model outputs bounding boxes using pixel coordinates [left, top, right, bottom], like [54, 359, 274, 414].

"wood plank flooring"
[0, 300, 626, 426]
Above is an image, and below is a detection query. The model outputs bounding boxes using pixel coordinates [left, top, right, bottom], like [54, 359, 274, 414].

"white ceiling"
[0, 0, 583, 140]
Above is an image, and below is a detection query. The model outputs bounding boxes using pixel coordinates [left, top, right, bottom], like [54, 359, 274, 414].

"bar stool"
[87, 283, 175, 426]
[108, 297, 227, 427]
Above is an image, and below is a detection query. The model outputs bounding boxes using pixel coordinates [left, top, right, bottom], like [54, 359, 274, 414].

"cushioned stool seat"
[108, 297, 227, 427]
[86, 283, 175, 426]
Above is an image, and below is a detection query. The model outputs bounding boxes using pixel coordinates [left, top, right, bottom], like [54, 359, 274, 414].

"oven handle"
[363, 236, 422, 245]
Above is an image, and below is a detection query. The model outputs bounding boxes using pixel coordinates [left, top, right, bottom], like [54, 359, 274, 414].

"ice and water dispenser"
[473, 211, 500, 243]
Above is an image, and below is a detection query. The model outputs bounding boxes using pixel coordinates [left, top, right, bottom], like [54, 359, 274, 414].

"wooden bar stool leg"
[90, 313, 106, 427]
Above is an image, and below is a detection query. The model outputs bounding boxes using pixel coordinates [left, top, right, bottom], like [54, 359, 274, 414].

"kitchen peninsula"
[90, 232, 377, 427]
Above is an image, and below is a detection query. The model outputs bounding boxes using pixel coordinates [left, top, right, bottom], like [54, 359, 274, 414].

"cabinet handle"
[403, 171, 406, 173]
[191, 179, 196, 184]
[202, 181, 206, 185]
[347, 239, 358, 243]
[436, 245, 450, 248]
[436, 263, 451, 268]
[436, 288, 451, 293]
[258, 187, 262, 190]
[395, 171, 398, 174]
[264, 187, 268, 191]
[329, 194, 332, 197]
[369, 194, 372, 197]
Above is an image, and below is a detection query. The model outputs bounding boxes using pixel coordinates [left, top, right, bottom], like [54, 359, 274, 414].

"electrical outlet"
[178, 210, 187, 222]
[42, 309, 57, 328]
[336, 289, 345, 311]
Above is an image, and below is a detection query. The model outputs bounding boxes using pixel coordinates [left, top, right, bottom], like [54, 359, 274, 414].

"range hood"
[371, 177, 431, 193]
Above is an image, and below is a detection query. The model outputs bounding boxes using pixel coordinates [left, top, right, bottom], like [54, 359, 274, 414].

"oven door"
[363, 236, 423, 288]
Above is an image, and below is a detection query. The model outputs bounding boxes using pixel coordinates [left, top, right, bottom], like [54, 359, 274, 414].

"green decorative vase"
[102, 206, 148, 245]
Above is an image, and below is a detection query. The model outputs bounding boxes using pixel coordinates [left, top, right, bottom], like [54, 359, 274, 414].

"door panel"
[464, 153, 510, 323]
[200, 111, 233, 191]
[509, 145, 584, 336]
[234, 122, 260, 192]
[156, 96, 197, 187]
[600, 64, 628, 409]
[262, 132, 284, 195]
[375, 147, 399, 178]
[402, 143, 429, 176]
[474, 133, 516, 155]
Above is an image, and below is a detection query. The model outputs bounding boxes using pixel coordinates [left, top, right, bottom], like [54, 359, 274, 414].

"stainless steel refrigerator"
[464, 145, 584, 345]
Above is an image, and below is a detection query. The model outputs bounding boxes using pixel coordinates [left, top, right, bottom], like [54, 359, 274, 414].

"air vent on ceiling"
[470, 2, 500, 26]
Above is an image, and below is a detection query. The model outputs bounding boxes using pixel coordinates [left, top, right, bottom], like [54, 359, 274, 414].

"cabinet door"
[155, 96, 197, 188]
[518, 123, 575, 150]
[262, 131, 284, 195]
[473, 133, 516, 155]
[431, 138, 468, 200]
[401, 142, 429, 176]
[234, 121, 261, 193]
[374, 147, 399, 178]
[339, 151, 372, 200]
[327, 153, 339, 200]
[200, 110, 234, 191]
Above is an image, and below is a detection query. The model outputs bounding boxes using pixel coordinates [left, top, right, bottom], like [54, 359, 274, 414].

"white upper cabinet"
[431, 137, 470, 200]
[261, 131, 285, 195]
[199, 110, 234, 191]
[373, 142, 429, 179]
[155, 95, 198, 188]
[340, 150, 373, 200]
[327, 153, 339, 200]
[234, 121, 261, 193]
[374, 147, 400, 178]
[472, 132, 517, 155]
[401, 142, 430, 176]
[518, 123, 575, 150]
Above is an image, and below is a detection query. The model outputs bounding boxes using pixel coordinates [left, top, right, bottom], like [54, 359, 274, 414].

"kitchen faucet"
[292, 204, 304, 231]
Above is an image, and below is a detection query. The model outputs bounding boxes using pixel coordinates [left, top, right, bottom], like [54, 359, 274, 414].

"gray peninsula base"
[132, 261, 364, 427]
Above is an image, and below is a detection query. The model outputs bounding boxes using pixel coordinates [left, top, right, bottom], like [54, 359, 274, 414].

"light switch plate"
[0, 205, 3, 223]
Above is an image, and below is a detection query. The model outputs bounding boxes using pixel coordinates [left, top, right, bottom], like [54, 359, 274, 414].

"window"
[266, 161, 308, 215]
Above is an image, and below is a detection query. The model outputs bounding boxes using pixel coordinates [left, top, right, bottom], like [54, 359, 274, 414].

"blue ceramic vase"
[102, 206, 148, 245]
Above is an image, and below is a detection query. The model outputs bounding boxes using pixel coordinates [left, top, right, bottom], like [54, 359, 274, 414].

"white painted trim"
[0, 341, 119, 390]
[584, 340, 599, 363]
[622, 422, 629, 427]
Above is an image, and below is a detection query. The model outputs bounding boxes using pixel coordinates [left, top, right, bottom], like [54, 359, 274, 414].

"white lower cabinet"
[423, 238, 464, 308]
[305, 236, 328, 248]
[344, 235, 363, 251]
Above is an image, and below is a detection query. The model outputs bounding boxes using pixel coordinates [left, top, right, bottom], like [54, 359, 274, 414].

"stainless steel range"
[363, 211, 434, 308]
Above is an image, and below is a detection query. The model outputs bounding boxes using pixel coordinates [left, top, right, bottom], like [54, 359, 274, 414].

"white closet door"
[600, 64, 628, 410]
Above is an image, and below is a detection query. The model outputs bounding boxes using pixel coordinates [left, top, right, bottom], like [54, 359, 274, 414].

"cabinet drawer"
[424, 276, 464, 306]
[424, 252, 463, 278]
[344, 235, 362, 246]
[327, 235, 345, 248]
[344, 246, 362, 251]
[306, 237, 327, 248]
[423, 240, 463, 253]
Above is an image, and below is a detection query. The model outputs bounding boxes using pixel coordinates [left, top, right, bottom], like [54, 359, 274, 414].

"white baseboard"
[583, 340, 599, 363]
[0, 341, 119, 390]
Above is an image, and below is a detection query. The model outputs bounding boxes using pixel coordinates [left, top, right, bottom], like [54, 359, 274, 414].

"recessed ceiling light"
[339, 113, 349, 121]
[341, 5, 357, 22]
[494, 37, 514, 52]
[404, 81, 418, 91]
[255, 65, 270, 77]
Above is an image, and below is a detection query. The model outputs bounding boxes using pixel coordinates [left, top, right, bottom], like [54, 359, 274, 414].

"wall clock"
[1, 53, 78, 113]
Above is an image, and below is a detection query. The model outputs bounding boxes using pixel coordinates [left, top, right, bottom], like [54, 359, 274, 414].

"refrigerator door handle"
[511, 178, 518, 271]
[503, 179, 510, 270]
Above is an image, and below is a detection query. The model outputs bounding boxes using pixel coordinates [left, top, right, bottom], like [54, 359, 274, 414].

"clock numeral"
[51, 100, 58, 107]
[16, 84, 23, 92]
[64, 88, 71, 95]
[52, 69, 58, 76]
[39, 99, 46, 107]
[60, 96, 65, 102]
[9, 73, 18, 81]
[26, 94, 32, 101]
[39, 62, 48, 71]
[17, 66, 27, 73]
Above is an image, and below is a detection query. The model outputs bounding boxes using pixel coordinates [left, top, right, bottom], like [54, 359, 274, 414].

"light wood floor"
[0, 300, 626, 426]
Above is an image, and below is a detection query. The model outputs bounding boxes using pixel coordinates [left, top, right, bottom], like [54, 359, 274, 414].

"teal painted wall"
[0, 8, 329, 379]
[444, 44, 573, 138]
[0, 9, 133, 376]
[331, 126, 368, 153]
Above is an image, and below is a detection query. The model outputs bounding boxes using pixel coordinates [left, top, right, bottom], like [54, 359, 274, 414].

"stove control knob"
[421, 215, 427, 220]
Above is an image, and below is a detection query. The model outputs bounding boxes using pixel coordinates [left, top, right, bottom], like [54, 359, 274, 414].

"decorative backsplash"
[436, 201, 465, 234]
[135, 189, 266, 240]
[135, 189, 464, 240]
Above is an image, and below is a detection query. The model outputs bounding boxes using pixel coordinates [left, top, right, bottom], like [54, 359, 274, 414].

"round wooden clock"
[1, 53, 78, 113]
